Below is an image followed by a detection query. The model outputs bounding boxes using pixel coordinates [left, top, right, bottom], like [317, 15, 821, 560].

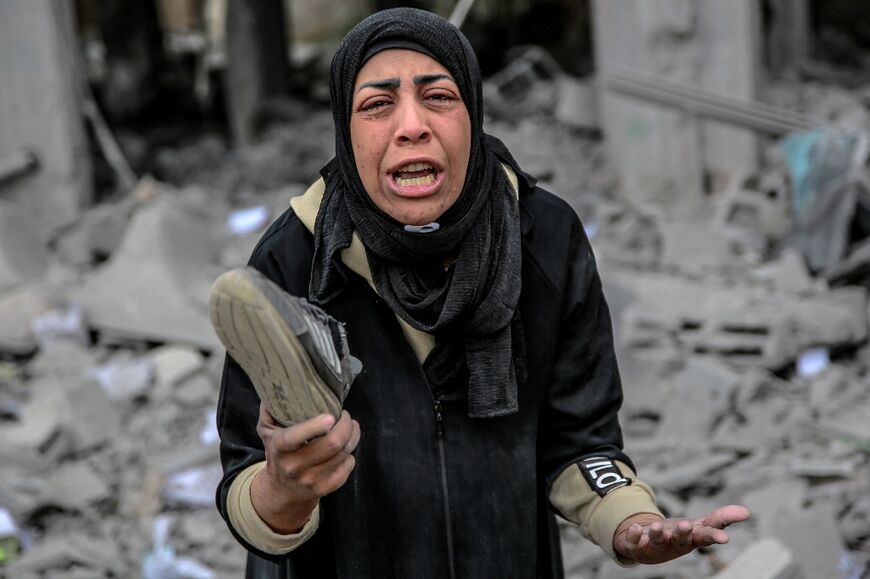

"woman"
[215, 7, 749, 578]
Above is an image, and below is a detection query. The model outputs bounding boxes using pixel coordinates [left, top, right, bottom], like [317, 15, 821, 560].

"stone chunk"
[715, 537, 802, 579]
[65, 377, 119, 451]
[655, 358, 739, 446]
[765, 503, 845, 579]
[0, 378, 67, 461]
[73, 195, 221, 350]
[0, 287, 52, 354]
[150, 344, 205, 389]
[3, 534, 122, 577]
[46, 462, 111, 510]
[0, 202, 49, 293]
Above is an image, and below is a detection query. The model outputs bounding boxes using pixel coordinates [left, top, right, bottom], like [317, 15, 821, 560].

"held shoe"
[209, 266, 361, 427]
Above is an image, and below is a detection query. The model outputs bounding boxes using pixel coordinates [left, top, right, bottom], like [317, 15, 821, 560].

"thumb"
[701, 505, 751, 529]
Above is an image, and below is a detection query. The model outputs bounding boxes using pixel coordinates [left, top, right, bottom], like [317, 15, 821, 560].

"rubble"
[72, 192, 224, 350]
[0, 203, 49, 293]
[712, 538, 802, 579]
[3, 11, 870, 579]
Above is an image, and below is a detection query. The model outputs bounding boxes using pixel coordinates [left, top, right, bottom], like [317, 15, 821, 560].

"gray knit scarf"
[310, 7, 531, 417]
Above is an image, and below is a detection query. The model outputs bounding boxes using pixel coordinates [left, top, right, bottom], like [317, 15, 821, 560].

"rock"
[92, 351, 155, 403]
[0, 378, 68, 461]
[3, 533, 122, 577]
[765, 503, 845, 579]
[0, 286, 53, 354]
[0, 202, 50, 293]
[172, 372, 217, 407]
[150, 344, 206, 400]
[655, 358, 739, 447]
[46, 461, 111, 510]
[27, 339, 98, 380]
[65, 377, 119, 451]
[714, 537, 802, 579]
[73, 195, 222, 350]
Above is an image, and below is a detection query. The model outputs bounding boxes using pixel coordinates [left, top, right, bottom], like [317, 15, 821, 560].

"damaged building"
[2, 0, 870, 577]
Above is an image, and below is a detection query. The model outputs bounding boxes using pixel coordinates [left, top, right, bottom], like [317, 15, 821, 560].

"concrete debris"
[0, 202, 50, 293]
[4, 534, 124, 578]
[713, 537, 802, 579]
[30, 303, 89, 349]
[766, 504, 846, 579]
[142, 515, 215, 579]
[4, 44, 870, 579]
[73, 194, 222, 350]
[49, 177, 160, 268]
[46, 461, 112, 510]
[616, 270, 867, 369]
[93, 352, 156, 403]
[484, 46, 563, 120]
[0, 287, 53, 355]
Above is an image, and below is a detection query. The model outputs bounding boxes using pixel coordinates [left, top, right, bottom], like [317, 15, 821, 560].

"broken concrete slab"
[658, 215, 738, 271]
[712, 399, 794, 453]
[45, 461, 112, 511]
[752, 248, 816, 294]
[644, 449, 738, 494]
[27, 339, 99, 381]
[764, 503, 845, 579]
[594, 550, 709, 579]
[713, 537, 803, 579]
[655, 357, 739, 447]
[149, 343, 206, 397]
[3, 533, 123, 578]
[0, 286, 53, 354]
[92, 351, 155, 403]
[0, 378, 68, 461]
[0, 202, 50, 293]
[64, 377, 120, 451]
[49, 177, 157, 267]
[171, 372, 216, 407]
[714, 175, 792, 262]
[73, 195, 222, 350]
[739, 478, 808, 527]
[618, 270, 867, 369]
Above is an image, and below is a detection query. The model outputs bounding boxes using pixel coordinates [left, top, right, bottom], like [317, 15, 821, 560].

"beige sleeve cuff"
[226, 462, 320, 555]
[549, 460, 663, 566]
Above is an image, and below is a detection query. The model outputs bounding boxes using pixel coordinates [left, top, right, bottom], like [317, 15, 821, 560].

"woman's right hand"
[251, 403, 361, 534]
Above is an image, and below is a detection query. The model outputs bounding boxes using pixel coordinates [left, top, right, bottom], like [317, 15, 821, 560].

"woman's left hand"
[612, 505, 750, 565]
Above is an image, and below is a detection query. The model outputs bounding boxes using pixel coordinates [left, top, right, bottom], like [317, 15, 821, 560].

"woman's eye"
[426, 93, 454, 104]
[360, 99, 390, 112]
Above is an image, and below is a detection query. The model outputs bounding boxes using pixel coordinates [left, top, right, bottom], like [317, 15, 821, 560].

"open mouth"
[392, 162, 438, 187]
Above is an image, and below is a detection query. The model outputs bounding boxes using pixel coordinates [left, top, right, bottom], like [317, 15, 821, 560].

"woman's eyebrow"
[357, 78, 400, 92]
[413, 73, 453, 85]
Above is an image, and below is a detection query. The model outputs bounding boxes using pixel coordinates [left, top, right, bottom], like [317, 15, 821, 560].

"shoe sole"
[209, 269, 341, 427]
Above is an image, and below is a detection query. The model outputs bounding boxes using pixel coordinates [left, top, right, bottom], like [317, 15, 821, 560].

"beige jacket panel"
[227, 461, 321, 555]
[549, 460, 663, 566]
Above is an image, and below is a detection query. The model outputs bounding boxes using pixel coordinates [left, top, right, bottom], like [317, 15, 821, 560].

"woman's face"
[350, 49, 472, 226]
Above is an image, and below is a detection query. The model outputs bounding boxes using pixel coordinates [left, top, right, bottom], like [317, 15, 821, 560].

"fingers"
[701, 505, 751, 529]
[259, 410, 360, 500]
[647, 521, 667, 546]
[278, 413, 338, 451]
[693, 525, 730, 547]
[625, 523, 645, 547]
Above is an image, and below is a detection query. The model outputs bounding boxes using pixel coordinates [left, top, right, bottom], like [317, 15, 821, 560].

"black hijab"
[310, 7, 532, 417]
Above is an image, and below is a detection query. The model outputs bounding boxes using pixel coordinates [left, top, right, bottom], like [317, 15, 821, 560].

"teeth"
[396, 173, 436, 186]
[397, 162, 433, 172]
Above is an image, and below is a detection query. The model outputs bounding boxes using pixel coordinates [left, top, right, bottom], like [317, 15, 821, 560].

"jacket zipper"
[434, 400, 457, 579]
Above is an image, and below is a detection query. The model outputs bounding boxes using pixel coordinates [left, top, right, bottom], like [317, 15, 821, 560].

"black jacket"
[216, 183, 632, 579]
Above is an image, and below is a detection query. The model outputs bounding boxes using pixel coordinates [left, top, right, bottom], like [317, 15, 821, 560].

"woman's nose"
[394, 101, 431, 145]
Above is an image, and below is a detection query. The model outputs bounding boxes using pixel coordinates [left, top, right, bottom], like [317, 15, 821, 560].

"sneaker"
[208, 266, 361, 427]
